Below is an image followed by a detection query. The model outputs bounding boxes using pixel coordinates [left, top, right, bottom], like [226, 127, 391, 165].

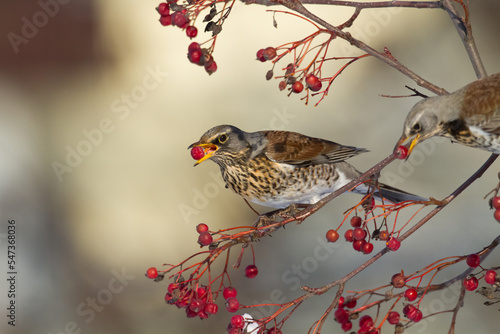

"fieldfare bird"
[396, 72, 500, 156]
[189, 125, 425, 209]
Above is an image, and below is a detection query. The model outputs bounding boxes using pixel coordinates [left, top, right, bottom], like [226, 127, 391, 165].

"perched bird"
[395, 73, 500, 156]
[188, 125, 425, 209]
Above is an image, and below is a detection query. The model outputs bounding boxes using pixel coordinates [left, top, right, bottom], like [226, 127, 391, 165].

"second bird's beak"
[188, 142, 219, 166]
[395, 134, 421, 158]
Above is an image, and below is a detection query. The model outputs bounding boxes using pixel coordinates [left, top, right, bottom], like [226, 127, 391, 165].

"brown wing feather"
[263, 131, 367, 165]
[462, 73, 500, 134]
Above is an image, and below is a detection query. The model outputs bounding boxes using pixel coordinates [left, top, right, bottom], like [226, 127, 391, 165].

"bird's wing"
[263, 131, 368, 165]
[462, 73, 500, 134]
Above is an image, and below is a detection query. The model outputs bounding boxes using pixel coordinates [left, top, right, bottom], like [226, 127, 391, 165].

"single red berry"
[191, 146, 205, 160]
[230, 315, 245, 329]
[379, 230, 389, 241]
[391, 272, 406, 288]
[198, 310, 209, 319]
[291, 81, 304, 93]
[167, 282, 180, 294]
[256, 49, 266, 62]
[188, 42, 201, 52]
[338, 296, 345, 308]
[165, 292, 173, 303]
[204, 302, 218, 315]
[353, 239, 366, 252]
[403, 304, 417, 319]
[341, 320, 352, 331]
[186, 25, 198, 38]
[485, 269, 497, 285]
[492, 196, 500, 209]
[359, 315, 374, 330]
[159, 15, 172, 26]
[410, 308, 423, 322]
[196, 223, 209, 233]
[157, 3, 169, 15]
[223, 286, 238, 299]
[196, 286, 208, 299]
[395, 146, 408, 159]
[305, 74, 318, 86]
[198, 231, 213, 246]
[245, 264, 259, 278]
[466, 253, 481, 268]
[188, 49, 202, 64]
[171, 11, 188, 27]
[463, 276, 479, 291]
[225, 297, 240, 312]
[146, 267, 158, 279]
[350, 216, 362, 228]
[344, 229, 354, 242]
[205, 60, 217, 75]
[345, 297, 356, 309]
[494, 208, 500, 222]
[353, 227, 366, 241]
[185, 307, 198, 318]
[334, 308, 349, 324]
[404, 288, 418, 302]
[305, 75, 322, 92]
[262, 47, 277, 61]
[326, 229, 340, 243]
[387, 237, 401, 251]
[188, 298, 205, 313]
[362, 242, 374, 254]
[387, 311, 400, 325]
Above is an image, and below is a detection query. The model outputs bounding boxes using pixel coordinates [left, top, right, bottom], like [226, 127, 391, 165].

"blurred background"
[0, 1, 499, 333]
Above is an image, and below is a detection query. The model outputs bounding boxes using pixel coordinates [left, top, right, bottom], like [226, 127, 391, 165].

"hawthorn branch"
[441, 0, 487, 78]
[243, 0, 448, 94]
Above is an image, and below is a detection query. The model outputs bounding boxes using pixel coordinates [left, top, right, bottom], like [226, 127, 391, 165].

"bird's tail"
[375, 183, 427, 203]
[352, 182, 426, 204]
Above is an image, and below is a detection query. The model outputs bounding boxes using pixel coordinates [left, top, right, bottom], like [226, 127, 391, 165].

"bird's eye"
[218, 134, 228, 143]
[412, 123, 422, 133]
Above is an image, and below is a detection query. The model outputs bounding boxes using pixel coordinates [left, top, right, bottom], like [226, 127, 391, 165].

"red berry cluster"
[156, 2, 217, 75]
[333, 296, 376, 332]
[187, 42, 218, 75]
[164, 282, 219, 319]
[389, 272, 422, 324]
[223, 286, 240, 312]
[462, 253, 498, 291]
[491, 196, 500, 222]
[402, 304, 423, 323]
[157, 1, 196, 35]
[197, 223, 213, 246]
[340, 217, 374, 254]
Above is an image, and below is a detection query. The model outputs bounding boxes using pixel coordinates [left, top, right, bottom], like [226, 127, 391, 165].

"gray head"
[396, 93, 462, 156]
[188, 125, 251, 165]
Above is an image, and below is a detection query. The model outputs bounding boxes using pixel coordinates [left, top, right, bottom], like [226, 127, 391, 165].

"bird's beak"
[188, 142, 219, 166]
[395, 134, 420, 158]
